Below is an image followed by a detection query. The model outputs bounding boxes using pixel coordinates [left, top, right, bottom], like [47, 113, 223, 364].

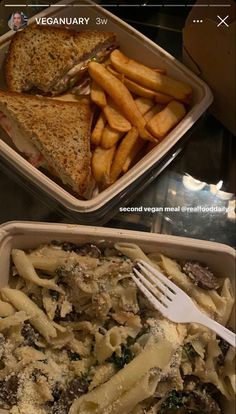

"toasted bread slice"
[6, 26, 116, 94]
[0, 90, 93, 197]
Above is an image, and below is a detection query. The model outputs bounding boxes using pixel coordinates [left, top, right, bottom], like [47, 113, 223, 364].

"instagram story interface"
[0, 2, 235, 412]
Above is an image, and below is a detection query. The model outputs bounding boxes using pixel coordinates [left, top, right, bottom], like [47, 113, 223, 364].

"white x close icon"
[217, 15, 229, 27]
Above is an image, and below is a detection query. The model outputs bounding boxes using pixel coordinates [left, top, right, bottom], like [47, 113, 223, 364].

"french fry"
[107, 65, 173, 104]
[122, 109, 162, 170]
[146, 100, 186, 139]
[107, 65, 122, 77]
[92, 145, 116, 187]
[154, 92, 173, 105]
[91, 113, 106, 146]
[122, 137, 146, 173]
[110, 49, 192, 102]
[107, 65, 154, 99]
[88, 61, 157, 143]
[90, 81, 107, 107]
[124, 78, 156, 99]
[134, 97, 154, 115]
[101, 125, 124, 149]
[110, 127, 139, 183]
[144, 104, 164, 122]
[103, 97, 132, 132]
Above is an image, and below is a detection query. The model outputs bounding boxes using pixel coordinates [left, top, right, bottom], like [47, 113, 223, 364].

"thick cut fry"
[106, 64, 123, 77]
[91, 81, 107, 107]
[124, 78, 156, 99]
[108, 65, 174, 104]
[108, 65, 154, 99]
[134, 97, 154, 115]
[122, 138, 146, 173]
[110, 50, 192, 102]
[110, 127, 139, 183]
[103, 98, 132, 132]
[107, 65, 172, 103]
[147, 100, 186, 139]
[144, 104, 164, 122]
[88, 62, 156, 143]
[101, 125, 124, 149]
[154, 92, 173, 105]
[92, 146, 116, 187]
[91, 113, 106, 146]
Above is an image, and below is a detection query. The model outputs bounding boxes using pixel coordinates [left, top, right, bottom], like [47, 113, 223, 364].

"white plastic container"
[0, 220, 234, 414]
[0, 0, 213, 217]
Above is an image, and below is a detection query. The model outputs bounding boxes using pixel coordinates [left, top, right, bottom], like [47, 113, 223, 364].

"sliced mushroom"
[63, 376, 89, 401]
[159, 381, 222, 414]
[182, 261, 220, 290]
[51, 376, 89, 414]
[78, 244, 101, 258]
[0, 374, 19, 408]
[217, 337, 230, 365]
[21, 322, 39, 347]
[183, 375, 200, 392]
[51, 241, 101, 258]
[51, 241, 79, 252]
[190, 389, 221, 414]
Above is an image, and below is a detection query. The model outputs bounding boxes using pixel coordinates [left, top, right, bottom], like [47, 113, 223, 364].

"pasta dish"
[0, 241, 235, 414]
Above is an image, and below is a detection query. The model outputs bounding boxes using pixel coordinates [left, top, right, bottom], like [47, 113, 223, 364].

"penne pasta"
[0, 310, 29, 331]
[106, 372, 160, 414]
[1, 287, 57, 341]
[12, 249, 63, 293]
[0, 241, 234, 414]
[70, 340, 173, 414]
[0, 298, 15, 317]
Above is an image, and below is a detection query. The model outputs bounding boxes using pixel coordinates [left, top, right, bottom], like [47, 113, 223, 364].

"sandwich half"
[6, 26, 117, 95]
[0, 90, 93, 197]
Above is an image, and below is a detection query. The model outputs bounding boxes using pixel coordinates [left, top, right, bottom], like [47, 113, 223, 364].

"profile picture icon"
[8, 11, 28, 32]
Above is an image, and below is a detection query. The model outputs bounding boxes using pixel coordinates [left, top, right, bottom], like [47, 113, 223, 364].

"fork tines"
[132, 268, 168, 315]
[132, 260, 177, 315]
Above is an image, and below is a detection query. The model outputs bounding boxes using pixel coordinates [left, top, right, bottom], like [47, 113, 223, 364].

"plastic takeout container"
[0, 0, 213, 219]
[0, 221, 235, 414]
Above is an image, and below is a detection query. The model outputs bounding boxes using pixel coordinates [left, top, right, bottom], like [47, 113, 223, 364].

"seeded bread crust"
[0, 90, 93, 196]
[6, 26, 116, 93]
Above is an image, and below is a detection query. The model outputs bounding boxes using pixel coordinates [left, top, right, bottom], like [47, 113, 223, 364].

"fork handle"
[194, 311, 236, 347]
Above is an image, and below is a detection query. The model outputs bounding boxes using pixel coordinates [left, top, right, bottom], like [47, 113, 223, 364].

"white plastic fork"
[132, 260, 236, 347]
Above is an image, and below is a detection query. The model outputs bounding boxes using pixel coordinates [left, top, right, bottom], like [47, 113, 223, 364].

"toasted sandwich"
[6, 26, 117, 95]
[0, 90, 93, 197]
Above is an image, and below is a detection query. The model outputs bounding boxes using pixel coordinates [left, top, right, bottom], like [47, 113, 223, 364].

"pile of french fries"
[88, 49, 192, 189]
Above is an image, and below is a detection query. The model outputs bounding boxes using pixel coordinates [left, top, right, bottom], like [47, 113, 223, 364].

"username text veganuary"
[35, 17, 90, 25]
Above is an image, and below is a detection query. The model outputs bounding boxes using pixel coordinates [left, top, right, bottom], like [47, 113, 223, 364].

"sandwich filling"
[0, 111, 45, 167]
[52, 60, 89, 94]
[51, 47, 114, 95]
